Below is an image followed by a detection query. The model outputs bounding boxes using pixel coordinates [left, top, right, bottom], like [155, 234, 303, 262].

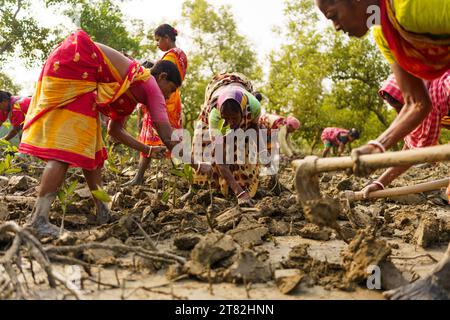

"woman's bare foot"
[24, 193, 61, 238]
[122, 175, 144, 187]
[96, 202, 111, 225]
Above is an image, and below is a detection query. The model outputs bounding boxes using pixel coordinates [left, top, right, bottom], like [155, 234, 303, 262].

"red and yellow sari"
[19, 30, 150, 170]
[379, 0, 450, 80]
[139, 48, 187, 157]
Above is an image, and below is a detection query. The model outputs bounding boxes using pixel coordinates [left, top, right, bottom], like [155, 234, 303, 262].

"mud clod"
[342, 228, 391, 285]
[225, 250, 272, 283]
[174, 233, 203, 251]
[274, 269, 304, 294]
[298, 223, 331, 241]
[227, 216, 269, 247]
[413, 215, 440, 248]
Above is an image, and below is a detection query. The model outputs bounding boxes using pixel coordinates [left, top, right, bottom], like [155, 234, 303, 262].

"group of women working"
[1, 0, 449, 299]
[1, 24, 300, 237]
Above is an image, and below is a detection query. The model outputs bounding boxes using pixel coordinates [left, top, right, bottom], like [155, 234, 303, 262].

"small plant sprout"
[105, 145, 121, 176]
[0, 140, 21, 175]
[57, 180, 79, 236]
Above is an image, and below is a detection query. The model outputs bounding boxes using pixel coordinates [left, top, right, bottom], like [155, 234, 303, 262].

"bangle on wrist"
[147, 146, 153, 157]
[237, 191, 247, 199]
[368, 140, 386, 153]
[372, 181, 385, 190]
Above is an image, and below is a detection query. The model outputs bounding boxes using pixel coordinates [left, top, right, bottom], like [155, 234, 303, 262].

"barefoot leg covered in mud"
[24, 193, 60, 238]
[384, 243, 450, 300]
[24, 161, 69, 238]
[123, 156, 151, 186]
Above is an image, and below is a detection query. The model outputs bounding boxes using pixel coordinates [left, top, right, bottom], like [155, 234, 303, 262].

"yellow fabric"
[163, 52, 185, 80]
[373, 0, 450, 65]
[12, 102, 21, 111]
[373, 26, 396, 64]
[24, 49, 151, 128]
[392, 0, 450, 36]
[22, 108, 104, 159]
[96, 49, 151, 105]
[24, 77, 96, 124]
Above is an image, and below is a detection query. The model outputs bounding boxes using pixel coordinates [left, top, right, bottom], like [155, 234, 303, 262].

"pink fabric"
[321, 127, 348, 147]
[259, 113, 286, 130]
[286, 116, 300, 130]
[0, 96, 31, 127]
[130, 75, 169, 124]
[10, 96, 31, 127]
[380, 71, 450, 149]
[379, 74, 405, 108]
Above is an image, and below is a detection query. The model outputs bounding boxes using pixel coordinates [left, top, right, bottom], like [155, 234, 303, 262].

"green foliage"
[92, 187, 112, 202]
[0, 139, 19, 154]
[64, 0, 155, 59]
[0, 153, 21, 175]
[169, 164, 194, 184]
[0, 139, 21, 175]
[57, 180, 79, 209]
[265, 0, 391, 151]
[0, 72, 20, 94]
[162, 164, 194, 205]
[0, 0, 75, 65]
[57, 179, 79, 234]
[105, 145, 121, 175]
[57, 179, 78, 216]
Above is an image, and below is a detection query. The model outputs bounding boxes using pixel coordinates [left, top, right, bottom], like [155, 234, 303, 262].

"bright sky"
[3, 0, 324, 95]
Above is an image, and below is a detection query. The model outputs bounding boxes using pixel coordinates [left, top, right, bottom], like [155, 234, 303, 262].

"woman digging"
[361, 71, 450, 199]
[316, 0, 450, 299]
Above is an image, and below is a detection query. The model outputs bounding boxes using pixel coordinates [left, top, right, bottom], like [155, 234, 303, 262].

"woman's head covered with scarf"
[217, 89, 248, 130]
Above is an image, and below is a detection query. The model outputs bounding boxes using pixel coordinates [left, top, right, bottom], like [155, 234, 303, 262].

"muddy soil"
[0, 154, 449, 300]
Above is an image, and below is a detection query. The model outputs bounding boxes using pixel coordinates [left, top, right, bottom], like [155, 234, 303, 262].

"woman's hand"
[237, 192, 255, 207]
[148, 146, 167, 159]
[196, 162, 212, 176]
[351, 144, 383, 176]
[361, 183, 383, 199]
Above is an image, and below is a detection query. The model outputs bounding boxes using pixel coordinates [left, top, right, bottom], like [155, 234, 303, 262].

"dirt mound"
[281, 244, 347, 290]
[342, 228, 391, 285]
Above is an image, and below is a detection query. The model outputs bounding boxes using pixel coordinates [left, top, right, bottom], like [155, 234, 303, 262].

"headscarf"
[286, 115, 300, 130]
[217, 88, 248, 114]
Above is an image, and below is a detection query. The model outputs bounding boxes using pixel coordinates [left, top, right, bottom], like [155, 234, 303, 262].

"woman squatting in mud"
[0, 91, 31, 142]
[184, 73, 263, 207]
[316, 0, 450, 300]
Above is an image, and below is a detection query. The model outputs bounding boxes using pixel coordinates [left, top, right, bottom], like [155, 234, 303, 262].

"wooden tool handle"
[345, 178, 449, 202]
[293, 144, 450, 172]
